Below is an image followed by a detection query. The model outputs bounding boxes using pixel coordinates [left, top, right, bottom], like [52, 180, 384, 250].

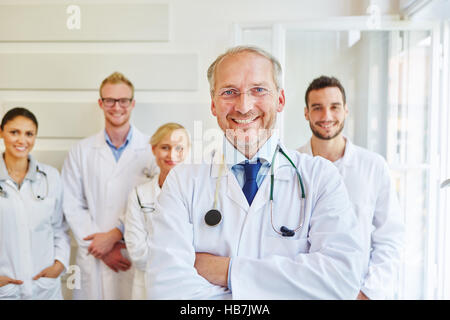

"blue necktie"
[242, 159, 262, 206]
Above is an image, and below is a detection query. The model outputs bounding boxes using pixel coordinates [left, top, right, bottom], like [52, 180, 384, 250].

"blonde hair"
[207, 45, 282, 96]
[99, 71, 135, 98]
[150, 123, 190, 147]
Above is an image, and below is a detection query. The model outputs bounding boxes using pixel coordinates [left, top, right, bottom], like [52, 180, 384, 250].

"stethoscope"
[204, 144, 306, 237]
[0, 166, 48, 200]
[135, 186, 156, 213]
[136, 165, 160, 212]
[136, 165, 162, 213]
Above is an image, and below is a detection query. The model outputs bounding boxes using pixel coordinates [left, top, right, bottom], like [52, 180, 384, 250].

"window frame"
[233, 16, 445, 299]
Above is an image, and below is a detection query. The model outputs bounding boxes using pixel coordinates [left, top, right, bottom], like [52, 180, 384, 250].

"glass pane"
[284, 29, 431, 162]
[392, 169, 429, 299]
[283, 29, 433, 299]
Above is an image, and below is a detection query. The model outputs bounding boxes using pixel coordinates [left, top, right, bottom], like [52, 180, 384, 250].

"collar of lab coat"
[93, 124, 148, 151]
[210, 131, 291, 180]
[339, 137, 358, 167]
[302, 136, 357, 168]
[211, 132, 297, 212]
[136, 172, 161, 204]
[104, 126, 133, 150]
[0, 153, 38, 182]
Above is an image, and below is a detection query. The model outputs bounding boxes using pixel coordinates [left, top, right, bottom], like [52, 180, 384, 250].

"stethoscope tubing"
[0, 166, 48, 200]
[269, 145, 306, 236]
[135, 186, 155, 212]
[206, 145, 306, 236]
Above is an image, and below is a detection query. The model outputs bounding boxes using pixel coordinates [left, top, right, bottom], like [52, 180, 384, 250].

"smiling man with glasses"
[99, 77, 135, 161]
[61, 72, 155, 299]
[146, 46, 363, 300]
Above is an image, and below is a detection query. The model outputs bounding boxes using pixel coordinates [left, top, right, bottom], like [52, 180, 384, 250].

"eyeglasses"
[101, 97, 133, 108]
[216, 87, 273, 102]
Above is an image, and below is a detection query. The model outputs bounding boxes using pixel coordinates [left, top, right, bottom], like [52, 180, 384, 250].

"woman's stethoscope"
[136, 166, 159, 212]
[204, 144, 306, 237]
[0, 166, 48, 200]
[135, 186, 156, 213]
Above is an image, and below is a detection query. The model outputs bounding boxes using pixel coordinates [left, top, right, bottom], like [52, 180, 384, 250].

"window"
[235, 17, 448, 299]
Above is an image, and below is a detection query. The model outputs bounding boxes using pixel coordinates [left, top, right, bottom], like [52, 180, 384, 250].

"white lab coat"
[124, 174, 160, 300]
[146, 141, 363, 299]
[298, 138, 404, 299]
[0, 155, 70, 300]
[61, 126, 155, 300]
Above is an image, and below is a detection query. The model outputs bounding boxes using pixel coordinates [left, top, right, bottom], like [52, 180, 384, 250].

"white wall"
[0, 0, 400, 171]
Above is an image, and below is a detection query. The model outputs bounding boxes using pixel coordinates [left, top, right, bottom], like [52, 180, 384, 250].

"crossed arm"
[194, 253, 368, 299]
[194, 253, 230, 287]
[148, 159, 363, 299]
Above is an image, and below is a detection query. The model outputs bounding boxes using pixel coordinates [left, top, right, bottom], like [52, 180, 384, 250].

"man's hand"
[357, 291, 370, 300]
[33, 260, 65, 280]
[84, 228, 123, 259]
[194, 252, 230, 287]
[101, 242, 132, 272]
[0, 276, 23, 288]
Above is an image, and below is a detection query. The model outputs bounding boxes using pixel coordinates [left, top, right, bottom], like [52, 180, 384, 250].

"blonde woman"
[124, 123, 190, 299]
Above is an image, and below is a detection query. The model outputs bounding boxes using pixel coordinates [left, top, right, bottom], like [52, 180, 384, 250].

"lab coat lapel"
[116, 144, 133, 171]
[250, 155, 291, 213]
[335, 138, 358, 179]
[301, 136, 357, 168]
[249, 174, 270, 213]
[210, 150, 249, 212]
[94, 132, 117, 167]
[226, 169, 249, 212]
[340, 137, 358, 168]
[300, 139, 313, 156]
[115, 127, 149, 177]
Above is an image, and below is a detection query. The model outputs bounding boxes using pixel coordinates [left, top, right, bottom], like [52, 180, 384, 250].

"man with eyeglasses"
[146, 46, 363, 299]
[62, 72, 155, 299]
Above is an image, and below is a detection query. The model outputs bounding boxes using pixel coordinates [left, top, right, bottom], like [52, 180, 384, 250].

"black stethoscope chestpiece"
[204, 209, 222, 227]
[280, 226, 295, 237]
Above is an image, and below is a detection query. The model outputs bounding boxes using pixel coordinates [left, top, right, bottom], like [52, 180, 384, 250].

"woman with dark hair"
[0, 107, 70, 300]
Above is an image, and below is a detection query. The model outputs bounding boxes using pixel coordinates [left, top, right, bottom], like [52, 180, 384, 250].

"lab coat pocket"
[263, 236, 310, 258]
[35, 276, 60, 290]
[0, 283, 20, 299]
[33, 277, 62, 300]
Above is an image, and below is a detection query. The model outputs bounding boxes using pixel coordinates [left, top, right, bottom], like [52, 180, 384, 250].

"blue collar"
[104, 126, 133, 150]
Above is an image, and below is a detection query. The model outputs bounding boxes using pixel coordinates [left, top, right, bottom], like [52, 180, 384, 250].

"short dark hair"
[305, 76, 346, 107]
[1, 107, 38, 131]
